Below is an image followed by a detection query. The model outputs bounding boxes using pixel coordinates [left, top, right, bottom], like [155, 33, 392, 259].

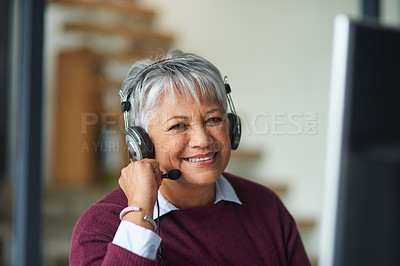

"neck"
[159, 180, 215, 209]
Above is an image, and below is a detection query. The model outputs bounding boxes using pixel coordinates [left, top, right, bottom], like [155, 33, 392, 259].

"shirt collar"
[153, 175, 242, 219]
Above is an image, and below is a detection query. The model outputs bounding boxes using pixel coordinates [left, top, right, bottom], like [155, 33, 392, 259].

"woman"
[70, 50, 310, 265]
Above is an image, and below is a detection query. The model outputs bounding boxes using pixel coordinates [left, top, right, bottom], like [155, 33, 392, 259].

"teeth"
[186, 153, 215, 162]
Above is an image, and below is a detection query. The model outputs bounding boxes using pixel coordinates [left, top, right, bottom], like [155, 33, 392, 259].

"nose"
[188, 124, 212, 148]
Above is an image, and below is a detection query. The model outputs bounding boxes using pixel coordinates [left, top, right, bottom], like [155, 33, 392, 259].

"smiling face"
[148, 90, 231, 187]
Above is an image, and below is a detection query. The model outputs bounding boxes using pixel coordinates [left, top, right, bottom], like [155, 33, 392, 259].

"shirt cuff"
[112, 220, 162, 260]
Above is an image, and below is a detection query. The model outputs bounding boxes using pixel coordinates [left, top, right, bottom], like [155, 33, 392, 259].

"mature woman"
[70, 50, 310, 265]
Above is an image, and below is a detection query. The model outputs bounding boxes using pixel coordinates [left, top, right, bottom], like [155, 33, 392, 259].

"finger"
[138, 159, 162, 178]
[142, 158, 160, 172]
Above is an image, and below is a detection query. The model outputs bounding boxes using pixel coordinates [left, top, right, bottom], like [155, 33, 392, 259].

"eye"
[169, 123, 187, 131]
[206, 117, 223, 125]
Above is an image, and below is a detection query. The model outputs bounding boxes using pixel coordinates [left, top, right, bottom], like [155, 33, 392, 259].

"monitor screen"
[320, 15, 400, 266]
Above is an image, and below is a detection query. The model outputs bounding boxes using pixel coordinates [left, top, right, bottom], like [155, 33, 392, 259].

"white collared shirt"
[112, 175, 242, 260]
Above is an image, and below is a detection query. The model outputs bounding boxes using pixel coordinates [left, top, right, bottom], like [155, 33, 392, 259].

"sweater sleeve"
[70, 203, 160, 266]
[276, 200, 310, 266]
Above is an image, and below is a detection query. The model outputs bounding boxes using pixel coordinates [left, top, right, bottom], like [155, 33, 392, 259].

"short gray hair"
[120, 50, 227, 132]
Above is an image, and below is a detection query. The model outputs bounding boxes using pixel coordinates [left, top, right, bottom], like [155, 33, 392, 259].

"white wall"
[138, 0, 359, 257]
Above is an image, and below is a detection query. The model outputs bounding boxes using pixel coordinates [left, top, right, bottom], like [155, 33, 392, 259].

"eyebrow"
[205, 108, 224, 116]
[164, 116, 188, 124]
[164, 108, 224, 125]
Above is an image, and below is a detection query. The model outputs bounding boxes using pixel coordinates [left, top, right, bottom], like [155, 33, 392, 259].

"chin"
[179, 168, 223, 186]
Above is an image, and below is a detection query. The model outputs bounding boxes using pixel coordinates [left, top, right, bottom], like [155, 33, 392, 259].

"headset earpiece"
[124, 126, 155, 161]
[224, 77, 241, 150]
[227, 113, 241, 150]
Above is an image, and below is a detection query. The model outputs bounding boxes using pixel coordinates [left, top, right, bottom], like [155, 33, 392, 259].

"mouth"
[183, 152, 216, 162]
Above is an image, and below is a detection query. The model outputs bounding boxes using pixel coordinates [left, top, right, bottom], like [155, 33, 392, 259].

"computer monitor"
[320, 15, 400, 266]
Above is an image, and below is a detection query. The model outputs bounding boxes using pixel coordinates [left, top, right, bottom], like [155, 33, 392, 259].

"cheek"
[155, 135, 187, 159]
[207, 127, 230, 153]
[220, 126, 232, 155]
[216, 125, 230, 144]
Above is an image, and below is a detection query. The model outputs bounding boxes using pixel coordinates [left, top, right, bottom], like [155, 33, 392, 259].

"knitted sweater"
[70, 173, 310, 265]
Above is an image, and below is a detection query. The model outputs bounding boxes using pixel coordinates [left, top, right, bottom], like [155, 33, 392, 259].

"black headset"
[119, 63, 241, 162]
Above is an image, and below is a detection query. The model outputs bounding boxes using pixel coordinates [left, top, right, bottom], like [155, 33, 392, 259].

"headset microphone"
[162, 169, 181, 180]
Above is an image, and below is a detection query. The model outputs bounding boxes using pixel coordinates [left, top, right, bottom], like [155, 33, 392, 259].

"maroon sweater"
[70, 173, 310, 265]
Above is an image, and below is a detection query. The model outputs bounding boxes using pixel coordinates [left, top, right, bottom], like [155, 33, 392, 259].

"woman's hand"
[118, 159, 163, 229]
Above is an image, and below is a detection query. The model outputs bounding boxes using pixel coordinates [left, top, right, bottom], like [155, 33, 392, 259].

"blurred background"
[1, 0, 399, 265]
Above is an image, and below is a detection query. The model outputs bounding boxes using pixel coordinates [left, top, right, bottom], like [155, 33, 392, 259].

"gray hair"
[120, 50, 227, 132]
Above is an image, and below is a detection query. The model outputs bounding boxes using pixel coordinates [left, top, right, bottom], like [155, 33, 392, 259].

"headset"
[119, 62, 241, 163]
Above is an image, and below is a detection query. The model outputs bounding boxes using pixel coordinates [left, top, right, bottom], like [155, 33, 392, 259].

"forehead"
[155, 90, 223, 117]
